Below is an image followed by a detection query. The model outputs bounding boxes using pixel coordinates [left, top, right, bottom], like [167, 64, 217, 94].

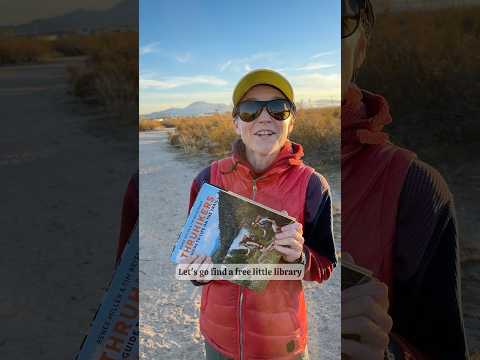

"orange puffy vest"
[200, 142, 315, 360]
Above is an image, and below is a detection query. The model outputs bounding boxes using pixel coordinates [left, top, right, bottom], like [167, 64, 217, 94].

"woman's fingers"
[273, 222, 304, 262]
[274, 244, 300, 256]
[278, 222, 303, 235]
[275, 232, 305, 244]
[341, 280, 392, 358]
[275, 223, 304, 246]
[342, 316, 390, 353]
[274, 238, 303, 250]
[274, 241, 303, 263]
[341, 338, 386, 360]
[342, 280, 389, 311]
[342, 295, 393, 334]
[341, 251, 355, 263]
[179, 255, 212, 275]
[193, 255, 210, 264]
[179, 255, 199, 264]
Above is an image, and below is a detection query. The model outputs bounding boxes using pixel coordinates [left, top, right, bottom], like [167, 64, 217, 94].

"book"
[341, 259, 373, 290]
[170, 183, 296, 291]
[75, 223, 139, 360]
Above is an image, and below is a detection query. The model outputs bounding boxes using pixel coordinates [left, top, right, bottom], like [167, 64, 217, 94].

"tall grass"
[163, 107, 340, 166]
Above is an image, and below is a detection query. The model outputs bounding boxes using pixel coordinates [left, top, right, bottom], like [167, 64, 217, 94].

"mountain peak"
[11, 0, 137, 35]
[143, 101, 232, 119]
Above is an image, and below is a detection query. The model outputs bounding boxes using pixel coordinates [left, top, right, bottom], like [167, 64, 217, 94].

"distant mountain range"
[143, 102, 232, 119]
[1, 0, 137, 35]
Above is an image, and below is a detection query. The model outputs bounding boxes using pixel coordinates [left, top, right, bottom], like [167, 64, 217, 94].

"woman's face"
[341, 25, 367, 100]
[234, 85, 294, 159]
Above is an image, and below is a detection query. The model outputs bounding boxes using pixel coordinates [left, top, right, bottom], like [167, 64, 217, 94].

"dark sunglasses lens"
[267, 100, 292, 121]
[237, 101, 262, 122]
[342, 16, 359, 38]
[342, 0, 361, 17]
[342, 0, 361, 38]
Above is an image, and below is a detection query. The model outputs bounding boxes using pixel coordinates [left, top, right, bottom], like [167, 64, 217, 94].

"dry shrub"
[290, 107, 340, 165]
[166, 113, 236, 155]
[66, 32, 138, 121]
[165, 107, 340, 165]
[360, 6, 480, 114]
[139, 120, 164, 131]
[0, 36, 52, 64]
[358, 5, 480, 159]
[51, 34, 99, 56]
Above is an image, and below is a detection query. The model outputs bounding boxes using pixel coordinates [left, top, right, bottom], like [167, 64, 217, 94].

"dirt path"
[139, 130, 341, 359]
[0, 58, 136, 359]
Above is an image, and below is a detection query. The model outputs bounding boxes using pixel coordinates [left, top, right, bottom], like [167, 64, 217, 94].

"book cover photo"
[170, 183, 296, 290]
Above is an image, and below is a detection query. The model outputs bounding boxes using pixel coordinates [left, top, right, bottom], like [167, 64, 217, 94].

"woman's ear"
[353, 30, 367, 72]
[288, 115, 295, 135]
[233, 117, 241, 136]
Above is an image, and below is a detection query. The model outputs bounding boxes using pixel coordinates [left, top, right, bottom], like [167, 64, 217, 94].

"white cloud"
[219, 60, 232, 72]
[140, 75, 228, 90]
[175, 53, 191, 63]
[311, 50, 336, 59]
[140, 42, 161, 55]
[219, 52, 277, 72]
[289, 72, 341, 102]
[293, 62, 336, 71]
[140, 43, 191, 63]
[244, 64, 252, 72]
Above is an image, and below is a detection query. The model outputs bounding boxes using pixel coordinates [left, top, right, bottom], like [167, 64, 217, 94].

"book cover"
[75, 223, 139, 360]
[170, 183, 296, 291]
[341, 259, 373, 290]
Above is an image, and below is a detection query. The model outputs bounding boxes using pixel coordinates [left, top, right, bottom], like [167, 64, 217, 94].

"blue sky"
[140, 0, 340, 114]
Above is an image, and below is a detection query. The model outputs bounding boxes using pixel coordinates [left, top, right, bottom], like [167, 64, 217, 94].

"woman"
[341, 1, 469, 359]
[183, 69, 337, 360]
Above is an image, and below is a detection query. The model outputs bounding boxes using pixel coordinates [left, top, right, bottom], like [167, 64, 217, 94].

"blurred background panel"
[0, 0, 138, 358]
[358, 0, 479, 357]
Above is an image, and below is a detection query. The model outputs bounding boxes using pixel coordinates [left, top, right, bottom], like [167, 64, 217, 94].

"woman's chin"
[250, 142, 281, 157]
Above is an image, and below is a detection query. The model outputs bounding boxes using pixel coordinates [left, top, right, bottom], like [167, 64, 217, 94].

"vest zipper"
[238, 176, 258, 360]
[240, 175, 262, 359]
[239, 290, 244, 360]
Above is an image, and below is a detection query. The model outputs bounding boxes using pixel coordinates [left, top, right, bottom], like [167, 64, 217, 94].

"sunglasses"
[342, 0, 372, 39]
[233, 99, 295, 123]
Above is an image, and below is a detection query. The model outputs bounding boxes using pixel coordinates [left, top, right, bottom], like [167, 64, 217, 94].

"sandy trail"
[139, 130, 341, 359]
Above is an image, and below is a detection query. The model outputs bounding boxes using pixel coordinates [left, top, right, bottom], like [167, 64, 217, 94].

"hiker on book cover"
[182, 69, 337, 360]
[341, 1, 469, 359]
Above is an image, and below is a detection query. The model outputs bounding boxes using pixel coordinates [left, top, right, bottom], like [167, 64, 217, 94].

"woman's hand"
[274, 221, 304, 263]
[341, 253, 393, 360]
[179, 255, 212, 283]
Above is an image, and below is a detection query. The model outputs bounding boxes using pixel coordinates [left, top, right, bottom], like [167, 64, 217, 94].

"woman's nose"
[256, 107, 272, 122]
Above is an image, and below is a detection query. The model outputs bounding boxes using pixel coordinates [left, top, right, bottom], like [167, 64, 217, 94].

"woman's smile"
[253, 129, 276, 137]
